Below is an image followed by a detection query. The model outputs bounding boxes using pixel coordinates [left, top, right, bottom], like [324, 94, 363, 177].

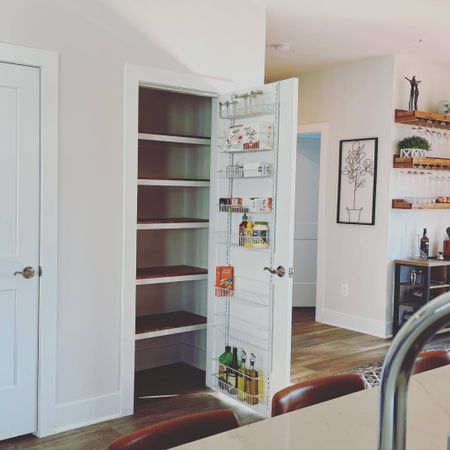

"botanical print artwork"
[337, 138, 378, 225]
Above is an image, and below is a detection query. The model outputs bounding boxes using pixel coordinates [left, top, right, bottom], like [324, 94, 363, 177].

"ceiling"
[263, 0, 450, 80]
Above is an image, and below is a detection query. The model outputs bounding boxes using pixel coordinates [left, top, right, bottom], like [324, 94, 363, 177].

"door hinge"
[288, 267, 294, 278]
[39, 266, 43, 277]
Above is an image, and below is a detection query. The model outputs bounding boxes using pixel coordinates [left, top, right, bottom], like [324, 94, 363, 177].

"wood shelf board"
[137, 218, 209, 230]
[137, 265, 208, 280]
[138, 218, 208, 224]
[138, 178, 210, 187]
[395, 259, 450, 268]
[135, 311, 206, 340]
[393, 155, 450, 169]
[138, 133, 211, 146]
[395, 109, 450, 130]
[392, 199, 450, 210]
[136, 265, 208, 285]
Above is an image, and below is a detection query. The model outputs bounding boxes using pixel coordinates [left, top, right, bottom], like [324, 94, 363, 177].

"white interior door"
[207, 78, 298, 415]
[0, 62, 40, 440]
[293, 133, 321, 307]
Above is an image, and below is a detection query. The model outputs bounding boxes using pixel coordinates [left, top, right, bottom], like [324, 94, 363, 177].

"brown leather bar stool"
[272, 373, 365, 417]
[412, 349, 450, 375]
[106, 409, 239, 450]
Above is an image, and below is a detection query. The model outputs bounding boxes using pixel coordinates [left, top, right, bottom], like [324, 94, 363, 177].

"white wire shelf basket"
[217, 164, 273, 179]
[213, 325, 270, 353]
[212, 366, 268, 406]
[219, 102, 277, 120]
[217, 133, 274, 153]
[214, 313, 270, 333]
[215, 286, 270, 307]
[215, 231, 270, 252]
[217, 204, 273, 214]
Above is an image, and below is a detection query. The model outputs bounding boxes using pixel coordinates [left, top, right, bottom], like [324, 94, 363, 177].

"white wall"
[297, 56, 395, 337]
[0, 0, 266, 434]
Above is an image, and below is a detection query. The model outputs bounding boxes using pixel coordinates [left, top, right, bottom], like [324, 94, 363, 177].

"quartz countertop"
[176, 365, 450, 450]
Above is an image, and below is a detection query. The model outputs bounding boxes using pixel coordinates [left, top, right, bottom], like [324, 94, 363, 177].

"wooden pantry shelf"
[393, 155, 450, 170]
[395, 109, 450, 130]
[138, 177, 210, 187]
[136, 265, 208, 285]
[135, 311, 206, 340]
[138, 133, 211, 146]
[392, 199, 450, 210]
[137, 218, 209, 230]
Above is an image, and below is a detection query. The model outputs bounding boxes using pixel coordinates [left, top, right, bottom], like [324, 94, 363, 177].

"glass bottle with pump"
[246, 353, 259, 405]
[237, 350, 247, 401]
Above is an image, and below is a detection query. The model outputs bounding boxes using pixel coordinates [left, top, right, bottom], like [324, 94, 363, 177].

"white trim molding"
[0, 42, 59, 437]
[54, 392, 121, 434]
[298, 122, 329, 328]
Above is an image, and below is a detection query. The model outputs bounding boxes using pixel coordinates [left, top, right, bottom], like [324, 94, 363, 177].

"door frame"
[0, 42, 59, 437]
[297, 123, 328, 325]
[121, 64, 235, 416]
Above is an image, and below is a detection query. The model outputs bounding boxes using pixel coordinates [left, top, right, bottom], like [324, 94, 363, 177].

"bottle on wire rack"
[227, 347, 239, 396]
[246, 353, 259, 405]
[237, 350, 247, 401]
[218, 345, 232, 390]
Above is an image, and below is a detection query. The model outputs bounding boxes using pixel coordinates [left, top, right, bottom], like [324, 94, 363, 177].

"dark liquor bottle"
[227, 347, 239, 396]
[420, 228, 429, 259]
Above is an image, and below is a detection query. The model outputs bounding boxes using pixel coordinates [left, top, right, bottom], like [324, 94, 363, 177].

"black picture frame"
[336, 137, 378, 225]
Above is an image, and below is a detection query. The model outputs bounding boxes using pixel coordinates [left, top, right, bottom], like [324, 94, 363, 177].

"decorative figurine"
[405, 75, 421, 111]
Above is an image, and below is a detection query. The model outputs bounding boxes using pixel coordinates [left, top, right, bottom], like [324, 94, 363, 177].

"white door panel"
[0, 62, 40, 440]
[207, 78, 298, 414]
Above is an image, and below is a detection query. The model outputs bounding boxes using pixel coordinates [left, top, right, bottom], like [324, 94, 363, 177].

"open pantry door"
[207, 78, 298, 416]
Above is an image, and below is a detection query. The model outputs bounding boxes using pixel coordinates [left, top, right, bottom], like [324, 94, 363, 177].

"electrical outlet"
[340, 283, 349, 297]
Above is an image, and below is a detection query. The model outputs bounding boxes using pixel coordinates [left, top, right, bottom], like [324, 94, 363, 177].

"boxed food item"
[215, 265, 234, 297]
[243, 197, 273, 213]
[243, 162, 272, 178]
[227, 122, 273, 150]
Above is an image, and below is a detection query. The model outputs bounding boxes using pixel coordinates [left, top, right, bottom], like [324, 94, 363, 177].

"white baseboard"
[316, 308, 391, 338]
[54, 392, 122, 433]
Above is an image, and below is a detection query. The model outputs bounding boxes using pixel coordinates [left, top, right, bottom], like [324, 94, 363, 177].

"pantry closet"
[135, 87, 211, 372]
[123, 67, 298, 418]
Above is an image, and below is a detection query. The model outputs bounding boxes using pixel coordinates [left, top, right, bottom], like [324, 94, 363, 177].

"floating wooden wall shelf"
[392, 199, 450, 210]
[395, 109, 450, 130]
[393, 155, 450, 170]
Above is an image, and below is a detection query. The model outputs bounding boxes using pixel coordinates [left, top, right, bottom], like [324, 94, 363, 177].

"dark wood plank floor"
[2, 307, 448, 449]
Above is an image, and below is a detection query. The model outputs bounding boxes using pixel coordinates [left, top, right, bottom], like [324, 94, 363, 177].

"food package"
[215, 266, 234, 296]
[227, 122, 273, 150]
[243, 162, 272, 177]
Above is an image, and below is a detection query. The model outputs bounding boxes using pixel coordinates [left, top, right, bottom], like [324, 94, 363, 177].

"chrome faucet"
[378, 291, 450, 450]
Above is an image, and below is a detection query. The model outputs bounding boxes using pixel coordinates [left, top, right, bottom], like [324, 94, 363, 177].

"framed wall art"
[337, 137, 378, 225]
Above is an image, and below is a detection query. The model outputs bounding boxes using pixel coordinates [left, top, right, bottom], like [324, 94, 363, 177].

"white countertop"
[177, 366, 450, 450]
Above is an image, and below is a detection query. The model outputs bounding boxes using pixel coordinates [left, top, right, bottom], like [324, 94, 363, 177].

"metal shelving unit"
[393, 259, 450, 335]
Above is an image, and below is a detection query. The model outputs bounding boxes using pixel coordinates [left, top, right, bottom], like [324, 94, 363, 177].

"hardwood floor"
[290, 308, 391, 382]
[2, 307, 449, 449]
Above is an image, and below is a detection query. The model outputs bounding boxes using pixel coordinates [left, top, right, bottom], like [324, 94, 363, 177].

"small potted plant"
[397, 136, 431, 158]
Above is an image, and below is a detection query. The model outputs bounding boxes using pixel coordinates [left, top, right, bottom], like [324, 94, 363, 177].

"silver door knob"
[263, 265, 286, 277]
[14, 266, 35, 279]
